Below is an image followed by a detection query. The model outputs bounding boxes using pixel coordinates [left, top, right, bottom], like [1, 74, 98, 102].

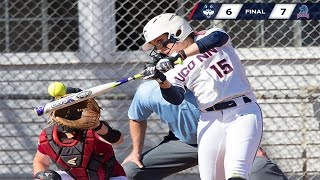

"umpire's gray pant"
[122, 132, 198, 180]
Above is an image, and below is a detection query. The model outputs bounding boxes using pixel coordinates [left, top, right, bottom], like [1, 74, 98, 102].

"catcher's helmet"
[142, 13, 193, 51]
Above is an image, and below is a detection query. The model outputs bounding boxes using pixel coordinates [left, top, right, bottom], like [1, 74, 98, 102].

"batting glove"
[141, 66, 167, 84]
[156, 50, 186, 73]
[156, 58, 174, 73]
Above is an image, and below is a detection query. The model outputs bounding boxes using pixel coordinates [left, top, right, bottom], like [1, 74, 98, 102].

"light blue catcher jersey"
[128, 80, 200, 144]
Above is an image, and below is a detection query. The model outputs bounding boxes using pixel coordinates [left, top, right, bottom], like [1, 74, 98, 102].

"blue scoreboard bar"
[189, 3, 320, 20]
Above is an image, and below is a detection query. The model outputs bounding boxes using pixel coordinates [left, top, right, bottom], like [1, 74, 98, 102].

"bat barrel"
[34, 73, 143, 116]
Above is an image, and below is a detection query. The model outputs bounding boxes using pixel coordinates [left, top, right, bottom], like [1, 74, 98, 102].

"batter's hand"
[122, 152, 144, 168]
[141, 66, 167, 83]
[156, 52, 185, 72]
[156, 58, 174, 73]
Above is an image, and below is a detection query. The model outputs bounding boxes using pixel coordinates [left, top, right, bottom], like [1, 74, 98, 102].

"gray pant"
[122, 132, 288, 180]
[122, 132, 198, 180]
[250, 157, 288, 180]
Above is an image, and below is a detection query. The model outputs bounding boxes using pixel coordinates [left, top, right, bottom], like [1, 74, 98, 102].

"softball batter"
[141, 13, 263, 180]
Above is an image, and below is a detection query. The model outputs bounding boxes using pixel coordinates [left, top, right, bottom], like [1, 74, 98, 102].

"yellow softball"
[47, 82, 67, 97]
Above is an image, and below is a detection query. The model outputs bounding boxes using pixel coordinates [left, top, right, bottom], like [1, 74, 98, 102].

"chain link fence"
[0, 0, 319, 179]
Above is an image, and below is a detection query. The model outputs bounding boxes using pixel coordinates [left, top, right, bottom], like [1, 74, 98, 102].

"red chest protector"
[38, 125, 124, 180]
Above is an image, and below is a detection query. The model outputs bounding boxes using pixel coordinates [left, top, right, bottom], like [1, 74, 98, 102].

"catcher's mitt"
[50, 98, 101, 129]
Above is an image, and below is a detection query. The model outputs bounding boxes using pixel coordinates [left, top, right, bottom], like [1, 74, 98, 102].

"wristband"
[99, 122, 122, 143]
[92, 121, 103, 131]
[156, 72, 167, 84]
[178, 50, 187, 60]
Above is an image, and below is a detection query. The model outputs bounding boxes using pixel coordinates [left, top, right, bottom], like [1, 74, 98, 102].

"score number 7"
[210, 59, 233, 78]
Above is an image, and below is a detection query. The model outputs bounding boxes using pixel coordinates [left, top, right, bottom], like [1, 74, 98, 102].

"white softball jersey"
[166, 28, 255, 111]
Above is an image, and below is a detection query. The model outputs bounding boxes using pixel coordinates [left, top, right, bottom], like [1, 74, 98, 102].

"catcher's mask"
[49, 94, 101, 130]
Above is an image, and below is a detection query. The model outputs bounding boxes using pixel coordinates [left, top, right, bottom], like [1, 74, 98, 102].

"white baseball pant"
[197, 102, 263, 180]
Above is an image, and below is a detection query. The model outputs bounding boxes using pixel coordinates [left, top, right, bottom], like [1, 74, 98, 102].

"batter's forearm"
[183, 31, 229, 57]
[195, 31, 229, 53]
[160, 85, 185, 105]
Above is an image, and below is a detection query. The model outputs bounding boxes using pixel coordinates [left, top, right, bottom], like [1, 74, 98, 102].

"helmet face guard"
[149, 50, 166, 62]
[148, 36, 178, 60]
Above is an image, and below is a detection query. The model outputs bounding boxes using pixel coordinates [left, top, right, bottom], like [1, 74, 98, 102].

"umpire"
[122, 80, 288, 180]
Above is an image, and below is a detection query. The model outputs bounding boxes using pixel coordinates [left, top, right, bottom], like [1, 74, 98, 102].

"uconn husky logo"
[202, 5, 215, 18]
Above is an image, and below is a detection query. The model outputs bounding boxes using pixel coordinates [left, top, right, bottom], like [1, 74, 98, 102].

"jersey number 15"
[210, 59, 233, 78]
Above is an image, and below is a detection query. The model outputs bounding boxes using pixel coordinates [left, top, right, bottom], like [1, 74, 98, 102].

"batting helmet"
[142, 13, 194, 51]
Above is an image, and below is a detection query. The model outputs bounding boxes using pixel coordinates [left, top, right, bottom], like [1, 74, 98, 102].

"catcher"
[33, 85, 127, 180]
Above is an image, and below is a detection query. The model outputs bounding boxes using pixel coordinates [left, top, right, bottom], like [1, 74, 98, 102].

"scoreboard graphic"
[189, 3, 320, 20]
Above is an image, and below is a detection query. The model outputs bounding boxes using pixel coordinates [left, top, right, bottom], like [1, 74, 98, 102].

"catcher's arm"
[33, 150, 61, 180]
[33, 150, 50, 175]
[92, 121, 123, 146]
